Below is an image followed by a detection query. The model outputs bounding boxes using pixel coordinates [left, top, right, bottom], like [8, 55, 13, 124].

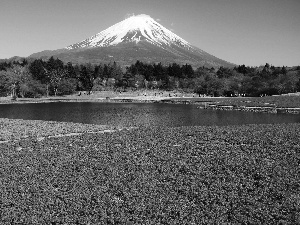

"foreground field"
[1, 120, 300, 224]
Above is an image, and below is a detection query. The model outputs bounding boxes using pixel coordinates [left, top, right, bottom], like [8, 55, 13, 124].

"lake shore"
[0, 90, 190, 105]
[1, 119, 299, 223]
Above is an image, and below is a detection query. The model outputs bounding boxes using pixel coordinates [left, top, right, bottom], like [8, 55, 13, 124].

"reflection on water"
[0, 102, 300, 127]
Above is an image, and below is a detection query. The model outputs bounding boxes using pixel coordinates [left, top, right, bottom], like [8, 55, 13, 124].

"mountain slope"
[30, 14, 234, 68]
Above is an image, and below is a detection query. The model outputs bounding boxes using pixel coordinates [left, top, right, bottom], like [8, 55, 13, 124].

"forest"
[1, 57, 300, 98]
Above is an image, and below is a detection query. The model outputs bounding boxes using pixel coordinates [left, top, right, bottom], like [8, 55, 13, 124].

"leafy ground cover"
[0, 118, 112, 142]
[1, 122, 300, 224]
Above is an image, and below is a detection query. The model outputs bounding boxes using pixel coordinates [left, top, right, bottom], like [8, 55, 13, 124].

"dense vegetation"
[1, 120, 300, 224]
[1, 57, 300, 98]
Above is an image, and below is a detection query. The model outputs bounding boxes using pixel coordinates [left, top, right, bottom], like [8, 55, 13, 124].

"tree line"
[1, 57, 300, 98]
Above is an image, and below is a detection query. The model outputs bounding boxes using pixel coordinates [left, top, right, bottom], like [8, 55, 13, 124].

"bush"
[20, 80, 46, 98]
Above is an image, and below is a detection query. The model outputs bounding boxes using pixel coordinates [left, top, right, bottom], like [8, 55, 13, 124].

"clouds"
[156, 18, 161, 22]
[170, 22, 175, 32]
[125, 13, 135, 19]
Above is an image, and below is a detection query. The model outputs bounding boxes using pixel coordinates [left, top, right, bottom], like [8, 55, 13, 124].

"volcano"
[29, 14, 234, 68]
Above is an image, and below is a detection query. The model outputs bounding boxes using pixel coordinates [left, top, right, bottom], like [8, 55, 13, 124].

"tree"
[11, 65, 34, 98]
[134, 74, 145, 89]
[110, 61, 123, 80]
[194, 77, 207, 96]
[168, 63, 182, 78]
[19, 79, 46, 98]
[48, 68, 66, 96]
[79, 64, 95, 94]
[223, 72, 243, 96]
[29, 59, 47, 82]
[57, 78, 77, 95]
[281, 66, 287, 75]
[206, 75, 224, 96]
[103, 64, 110, 78]
[181, 64, 194, 78]
[217, 66, 233, 79]
[39, 58, 70, 97]
[195, 67, 210, 77]
[153, 63, 167, 85]
[296, 78, 300, 92]
[0, 65, 32, 98]
[65, 62, 76, 78]
[122, 72, 135, 91]
[47, 56, 64, 71]
[280, 71, 298, 93]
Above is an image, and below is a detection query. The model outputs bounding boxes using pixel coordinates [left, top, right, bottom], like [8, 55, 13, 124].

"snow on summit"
[66, 14, 192, 50]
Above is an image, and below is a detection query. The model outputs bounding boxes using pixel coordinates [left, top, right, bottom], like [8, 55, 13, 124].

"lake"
[0, 102, 300, 127]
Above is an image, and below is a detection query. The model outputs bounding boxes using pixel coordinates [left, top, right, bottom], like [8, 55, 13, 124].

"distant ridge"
[29, 14, 234, 68]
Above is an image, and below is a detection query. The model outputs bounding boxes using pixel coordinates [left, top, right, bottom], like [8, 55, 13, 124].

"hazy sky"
[1, 0, 299, 66]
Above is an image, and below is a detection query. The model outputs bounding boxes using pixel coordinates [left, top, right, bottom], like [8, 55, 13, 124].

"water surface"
[0, 102, 299, 127]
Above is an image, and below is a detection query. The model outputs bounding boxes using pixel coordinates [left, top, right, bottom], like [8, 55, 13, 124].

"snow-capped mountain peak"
[30, 14, 234, 68]
[65, 14, 192, 50]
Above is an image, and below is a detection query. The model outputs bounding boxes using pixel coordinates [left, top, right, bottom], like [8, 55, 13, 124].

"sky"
[0, 0, 299, 67]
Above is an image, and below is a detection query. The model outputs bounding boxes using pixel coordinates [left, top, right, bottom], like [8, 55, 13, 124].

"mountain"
[29, 14, 234, 68]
